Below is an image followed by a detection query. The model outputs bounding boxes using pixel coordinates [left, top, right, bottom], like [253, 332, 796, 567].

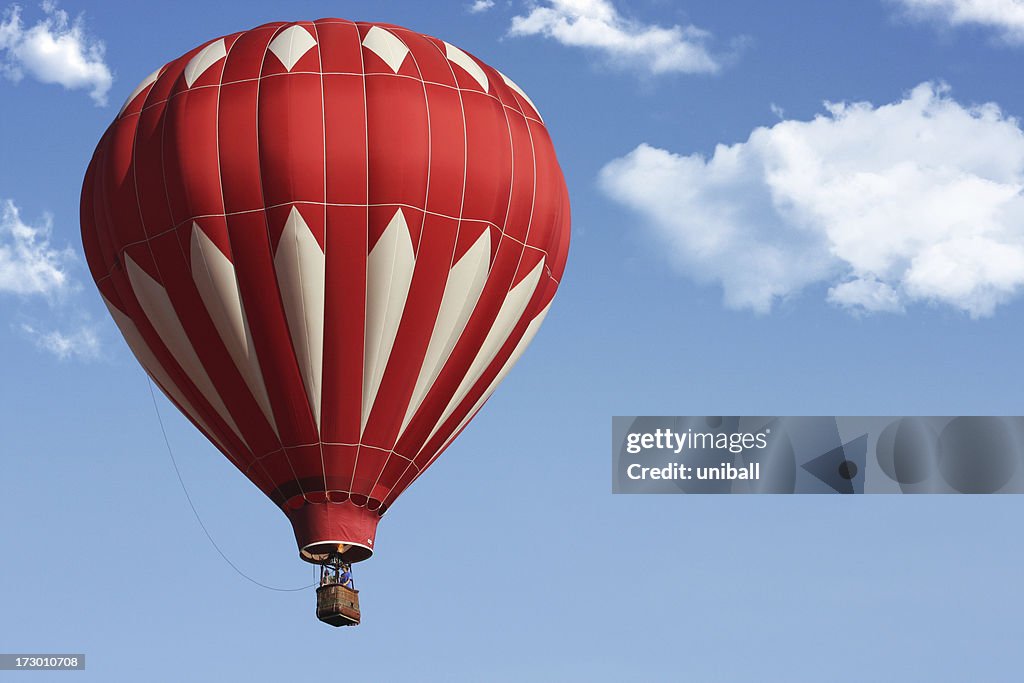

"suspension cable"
[147, 377, 315, 592]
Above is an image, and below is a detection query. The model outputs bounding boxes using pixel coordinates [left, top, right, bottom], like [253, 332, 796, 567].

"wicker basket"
[316, 584, 361, 627]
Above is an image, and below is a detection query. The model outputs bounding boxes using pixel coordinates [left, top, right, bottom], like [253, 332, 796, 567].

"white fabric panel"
[184, 38, 226, 87]
[441, 302, 551, 450]
[268, 25, 317, 71]
[124, 256, 247, 447]
[361, 26, 409, 73]
[362, 209, 416, 432]
[444, 41, 489, 92]
[425, 258, 546, 443]
[498, 70, 542, 121]
[103, 296, 236, 460]
[119, 67, 161, 115]
[190, 224, 278, 436]
[415, 302, 553, 489]
[274, 206, 326, 428]
[398, 230, 490, 436]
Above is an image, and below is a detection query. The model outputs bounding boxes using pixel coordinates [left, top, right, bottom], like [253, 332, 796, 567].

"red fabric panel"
[321, 206, 366, 446]
[225, 211, 318, 445]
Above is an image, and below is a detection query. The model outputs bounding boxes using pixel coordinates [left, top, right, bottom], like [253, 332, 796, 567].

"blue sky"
[2, 1, 1024, 680]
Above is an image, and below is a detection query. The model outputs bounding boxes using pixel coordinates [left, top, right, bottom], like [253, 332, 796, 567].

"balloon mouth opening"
[289, 500, 380, 564]
[301, 541, 373, 564]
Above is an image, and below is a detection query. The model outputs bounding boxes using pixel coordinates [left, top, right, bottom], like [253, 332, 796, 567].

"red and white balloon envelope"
[80, 19, 570, 577]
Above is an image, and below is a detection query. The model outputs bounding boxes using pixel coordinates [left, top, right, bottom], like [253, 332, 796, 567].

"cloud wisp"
[894, 0, 1024, 44]
[2, 199, 100, 360]
[0, 198, 72, 297]
[600, 83, 1024, 318]
[468, 0, 496, 13]
[508, 0, 722, 75]
[20, 322, 100, 360]
[0, 1, 113, 104]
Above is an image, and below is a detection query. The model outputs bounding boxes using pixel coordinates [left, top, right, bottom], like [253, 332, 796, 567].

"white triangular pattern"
[398, 230, 491, 437]
[103, 297, 237, 462]
[124, 256, 247, 448]
[119, 67, 161, 116]
[361, 26, 409, 73]
[444, 41, 488, 92]
[184, 39, 227, 88]
[498, 70, 543, 121]
[362, 209, 416, 432]
[190, 225, 279, 436]
[268, 25, 317, 72]
[411, 302, 553, 493]
[274, 207, 326, 428]
[425, 259, 547, 444]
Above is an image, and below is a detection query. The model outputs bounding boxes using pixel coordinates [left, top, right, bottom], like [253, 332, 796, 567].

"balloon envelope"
[80, 19, 570, 562]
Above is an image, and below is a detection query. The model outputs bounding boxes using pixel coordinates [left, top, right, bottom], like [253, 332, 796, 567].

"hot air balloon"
[80, 18, 570, 626]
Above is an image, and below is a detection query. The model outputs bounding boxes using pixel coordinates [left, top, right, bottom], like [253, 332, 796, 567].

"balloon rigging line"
[147, 377, 315, 592]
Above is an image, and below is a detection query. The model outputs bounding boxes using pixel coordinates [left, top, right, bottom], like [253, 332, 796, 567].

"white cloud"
[468, 0, 495, 13]
[828, 278, 905, 314]
[509, 0, 721, 75]
[0, 1, 113, 104]
[599, 82, 1024, 317]
[2, 199, 100, 359]
[895, 0, 1024, 43]
[21, 322, 99, 360]
[0, 198, 72, 296]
